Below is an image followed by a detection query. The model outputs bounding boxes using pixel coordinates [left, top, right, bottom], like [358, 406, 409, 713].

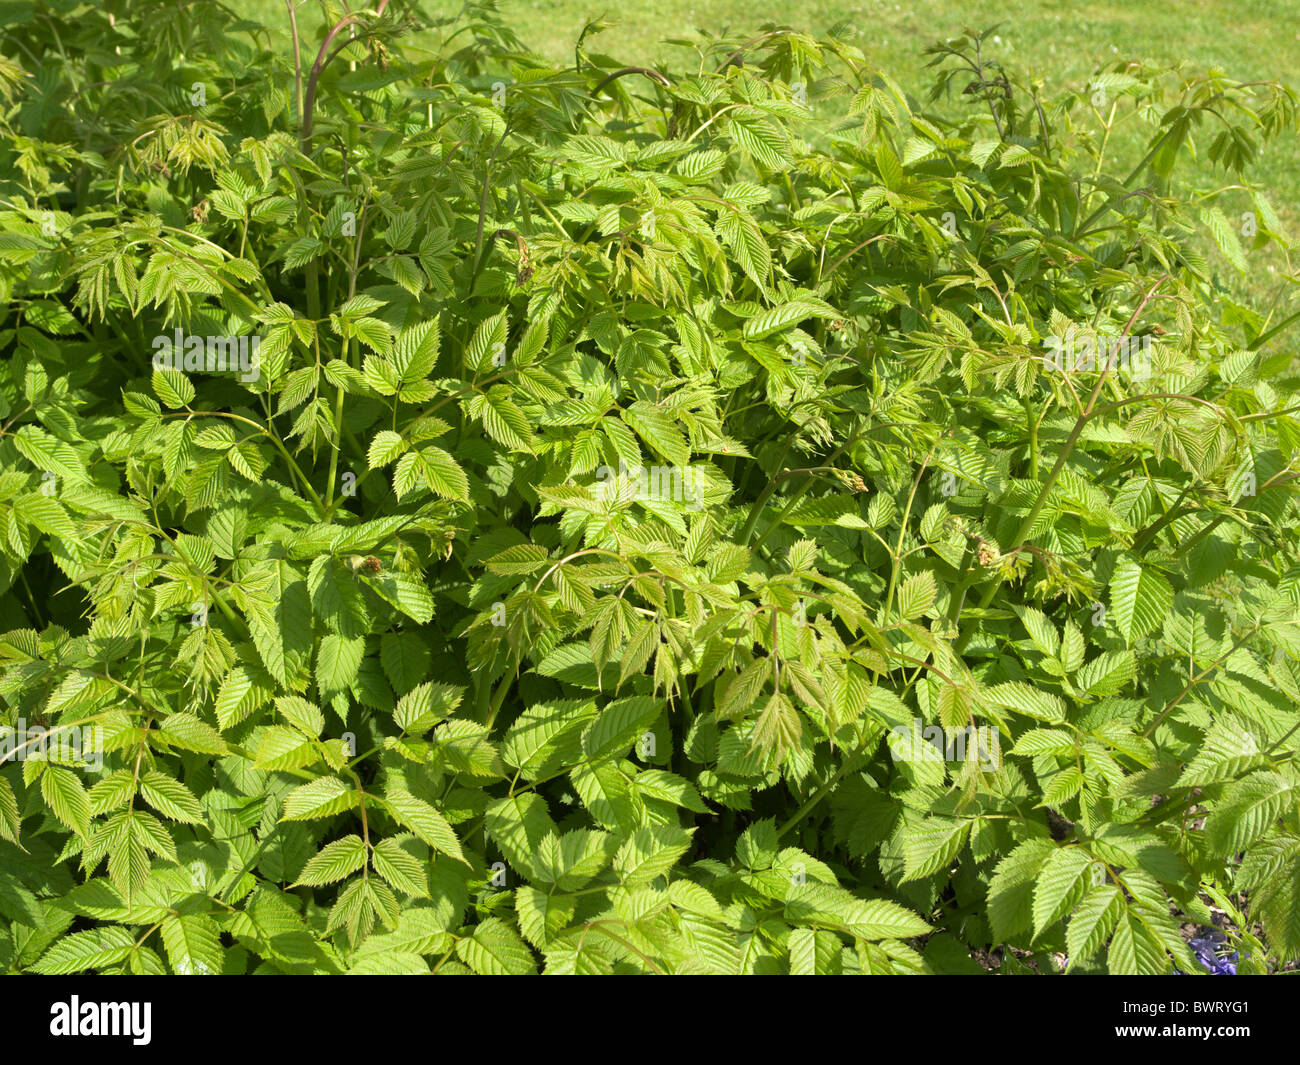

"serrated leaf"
[1110, 559, 1173, 645]
[295, 834, 366, 886]
[385, 789, 466, 862]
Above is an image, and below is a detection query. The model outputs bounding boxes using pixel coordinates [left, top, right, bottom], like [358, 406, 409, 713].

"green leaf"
[1011, 728, 1076, 757]
[465, 311, 507, 373]
[276, 695, 325, 737]
[784, 881, 931, 940]
[394, 681, 462, 733]
[32, 926, 136, 974]
[295, 835, 367, 886]
[253, 726, 317, 772]
[900, 816, 970, 881]
[392, 319, 440, 382]
[535, 829, 616, 891]
[139, 771, 204, 824]
[159, 713, 228, 755]
[0, 773, 20, 843]
[373, 635, 425, 701]
[385, 789, 466, 862]
[613, 824, 693, 884]
[41, 765, 90, 837]
[1107, 910, 1170, 974]
[727, 109, 790, 170]
[282, 776, 359, 821]
[716, 206, 771, 292]
[368, 430, 407, 468]
[316, 634, 364, 695]
[897, 571, 936, 620]
[456, 917, 536, 975]
[742, 295, 840, 341]
[1076, 650, 1136, 697]
[371, 837, 430, 897]
[987, 839, 1054, 941]
[1065, 884, 1123, 968]
[751, 691, 802, 761]
[359, 570, 434, 624]
[1204, 772, 1295, 857]
[469, 389, 534, 453]
[484, 792, 556, 878]
[983, 682, 1067, 722]
[161, 913, 223, 974]
[416, 445, 469, 501]
[581, 696, 662, 761]
[1109, 559, 1173, 645]
[1031, 846, 1091, 939]
[215, 665, 273, 730]
[308, 556, 371, 640]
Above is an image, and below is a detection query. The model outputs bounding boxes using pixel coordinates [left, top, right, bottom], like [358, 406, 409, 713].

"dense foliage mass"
[1, 0, 1299, 975]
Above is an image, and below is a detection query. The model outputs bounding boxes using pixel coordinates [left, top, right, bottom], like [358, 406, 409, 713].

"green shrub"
[1, 2, 1298, 975]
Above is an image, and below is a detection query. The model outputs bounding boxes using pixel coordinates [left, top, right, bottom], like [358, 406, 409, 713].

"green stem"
[324, 337, 350, 512]
[882, 447, 936, 624]
[1023, 395, 1041, 479]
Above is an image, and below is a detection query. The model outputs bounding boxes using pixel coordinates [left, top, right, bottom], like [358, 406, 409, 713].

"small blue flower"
[1182, 929, 1237, 975]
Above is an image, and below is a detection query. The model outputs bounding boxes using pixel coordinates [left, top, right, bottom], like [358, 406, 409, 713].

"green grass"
[255, 0, 1300, 94]
[506, 0, 1299, 84]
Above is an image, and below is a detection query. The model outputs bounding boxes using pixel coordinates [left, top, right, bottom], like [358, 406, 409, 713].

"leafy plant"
[1, 3, 1298, 975]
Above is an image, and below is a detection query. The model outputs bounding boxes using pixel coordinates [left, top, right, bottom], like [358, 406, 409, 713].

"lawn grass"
[507, 0, 1299, 86]
[254, 1, 1300, 103]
